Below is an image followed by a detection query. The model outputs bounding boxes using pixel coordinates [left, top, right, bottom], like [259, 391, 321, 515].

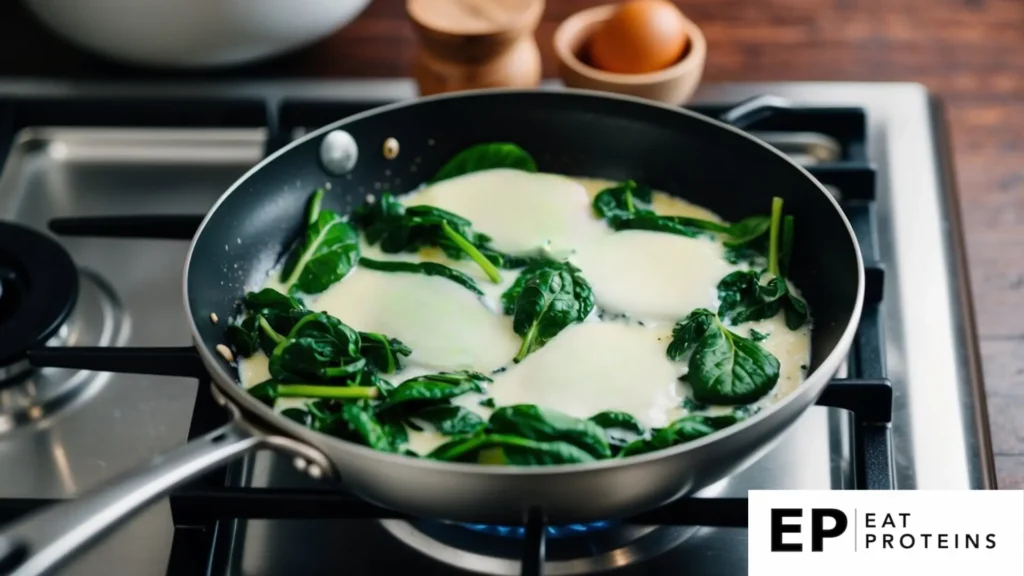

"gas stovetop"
[0, 80, 993, 576]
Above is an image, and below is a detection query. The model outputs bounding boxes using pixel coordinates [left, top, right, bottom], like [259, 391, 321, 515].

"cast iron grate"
[0, 95, 893, 576]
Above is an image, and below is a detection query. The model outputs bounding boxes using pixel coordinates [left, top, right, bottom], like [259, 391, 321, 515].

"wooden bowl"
[553, 3, 706, 105]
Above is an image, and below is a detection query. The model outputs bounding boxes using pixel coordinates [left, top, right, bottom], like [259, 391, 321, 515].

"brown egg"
[588, 0, 690, 75]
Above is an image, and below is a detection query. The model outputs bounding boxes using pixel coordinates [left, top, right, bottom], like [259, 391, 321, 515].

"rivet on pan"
[320, 129, 359, 175]
[293, 457, 308, 473]
[383, 137, 399, 160]
[306, 464, 325, 480]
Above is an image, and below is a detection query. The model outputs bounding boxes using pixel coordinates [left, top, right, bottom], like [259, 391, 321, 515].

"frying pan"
[0, 89, 864, 576]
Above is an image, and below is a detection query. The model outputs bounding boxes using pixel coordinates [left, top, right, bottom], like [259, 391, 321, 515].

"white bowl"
[22, 0, 373, 68]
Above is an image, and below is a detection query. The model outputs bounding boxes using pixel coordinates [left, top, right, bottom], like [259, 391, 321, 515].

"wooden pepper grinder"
[407, 0, 545, 95]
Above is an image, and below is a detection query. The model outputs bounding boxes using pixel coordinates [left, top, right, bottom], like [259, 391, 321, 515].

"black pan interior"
[187, 91, 861, 381]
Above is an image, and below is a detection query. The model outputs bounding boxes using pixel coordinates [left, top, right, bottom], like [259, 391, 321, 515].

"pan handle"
[718, 94, 792, 130]
[0, 423, 261, 576]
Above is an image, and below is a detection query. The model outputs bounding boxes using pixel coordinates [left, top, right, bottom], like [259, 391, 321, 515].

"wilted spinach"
[359, 257, 483, 296]
[591, 181, 772, 248]
[412, 405, 486, 436]
[268, 312, 366, 383]
[620, 414, 742, 457]
[320, 402, 398, 453]
[375, 371, 492, 412]
[588, 411, 646, 452]
[504, 261, 594, 362]
[667, 308, 781, 405]
[279, 188, 360, 296]
[428, 433, 596, 465]
[430, 142, 537, 184]
[224, 288, 309, 357]
[358, 331, 412, 374]
[715, 197, 809, 330]
[499, 260, 562, 314]
[489, 405, 612, 459]
[588, 411, 646, 435]
[352, 193, 503, 283]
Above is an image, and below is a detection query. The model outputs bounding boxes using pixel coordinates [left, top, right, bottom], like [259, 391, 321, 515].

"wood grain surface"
[1, 0, 1022, 487]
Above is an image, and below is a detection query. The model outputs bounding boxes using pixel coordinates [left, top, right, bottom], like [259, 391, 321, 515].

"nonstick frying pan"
[0, 89, 864, 576]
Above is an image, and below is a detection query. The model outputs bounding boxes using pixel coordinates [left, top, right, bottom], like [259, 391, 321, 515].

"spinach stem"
[624, 187, 635, 213]
[440, 220, 502, 284]
[276, 384, 379, 399]
[767, 197, 784, 277]
[323, 359, 367, 378]
[257, 315, 286, 344]
[306, 188, 324, 226]
[780, 215, 795, 276]
[514, 328, 535, 363]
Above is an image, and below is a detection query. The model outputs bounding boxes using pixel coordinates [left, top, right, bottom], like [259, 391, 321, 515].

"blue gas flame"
[459, 520, 616, 539]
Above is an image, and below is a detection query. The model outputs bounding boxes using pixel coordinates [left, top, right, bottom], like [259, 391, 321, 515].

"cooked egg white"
[573, 230, 740, 325]
[403, 168, 608, 254]
[237, 169, 813, 456]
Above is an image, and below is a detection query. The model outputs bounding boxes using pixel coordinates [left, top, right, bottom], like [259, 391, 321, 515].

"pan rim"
[183, 86, 865, 476]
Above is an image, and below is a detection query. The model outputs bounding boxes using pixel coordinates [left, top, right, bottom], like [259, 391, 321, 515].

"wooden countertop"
[1, 0, 1022, 488]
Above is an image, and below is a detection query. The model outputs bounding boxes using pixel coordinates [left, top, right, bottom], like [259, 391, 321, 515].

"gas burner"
[381, 478, 733, 575]
[381, 520, 698, 575]
[0, 222, 79, 372]
[0, 266, 127, 433]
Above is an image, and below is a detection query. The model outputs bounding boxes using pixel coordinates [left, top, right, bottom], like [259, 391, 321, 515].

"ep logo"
[771, 508, 849, 552]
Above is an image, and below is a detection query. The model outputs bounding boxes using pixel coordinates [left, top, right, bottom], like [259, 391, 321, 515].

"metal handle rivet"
[292, 457, 308, 473]
[320, 130, 359, 175]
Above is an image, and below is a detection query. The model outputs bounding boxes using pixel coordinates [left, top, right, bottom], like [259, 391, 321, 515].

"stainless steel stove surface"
[0, 80, 992, 576]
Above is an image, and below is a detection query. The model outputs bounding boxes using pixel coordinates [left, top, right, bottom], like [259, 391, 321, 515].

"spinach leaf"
[611, 214, 704, 238]
[358, 331, 412, 374]
[667, 311, 780, 404]
[358, 257, 483, 296]
[279, 188, 360, 296]
[268, 312, 365, 383]
[691, 318, 780, 404]
[412, 405, 486, 436]
[319, 402, 397, 452]
[724, 216, 771, 248]
[489, 405, 611, 458]
[352, 193, 502, 283]
[716, 270, 788, 325]
[588, 411, 646, 452]
[244, 288, 304, 313]
[592, 180, 654, 222]
[666, 308, 716, 361]
[427, 433, 596, 465]
[681, 397, 707, 413]
[591, 181, 772, 248]
[376, 371, 492, 412]
[380, 418, 410, 450]
[588, 411, 646, 435]
[508, 261, 594, 362]
[430, 142, 537, 184]
[225, 288, 308, 357]
[479, 397, 497, 408]
[281, 407, 311, 426]
[499, 260, 563, 314]
[224, 320, 260, 357]
[714, 197, 809, 330]
[620, 414, 741, 457]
